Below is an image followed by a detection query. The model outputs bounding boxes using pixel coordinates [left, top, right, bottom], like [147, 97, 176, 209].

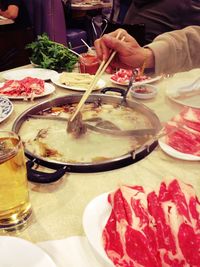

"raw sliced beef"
[103, 179, 200, 267]
[173, 108, 200, 132]
[164, 107, 200, 156]
[111, 69, 149, 85]
[0, 77, 44, 97]
[111, 69, 133, 85]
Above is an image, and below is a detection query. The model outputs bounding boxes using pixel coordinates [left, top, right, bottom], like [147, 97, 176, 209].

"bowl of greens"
[26, 34, 78, 72]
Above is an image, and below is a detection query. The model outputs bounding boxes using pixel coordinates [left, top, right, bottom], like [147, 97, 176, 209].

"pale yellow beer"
[0, 131, 32, 231]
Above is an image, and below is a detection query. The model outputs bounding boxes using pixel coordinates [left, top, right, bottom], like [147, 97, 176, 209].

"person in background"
[111, 0, 132, 24]
[123, 0, 200, 43]
[0, 0, 30, 27]
[94, 26, 200, 75]
[0, 0, 33, 71]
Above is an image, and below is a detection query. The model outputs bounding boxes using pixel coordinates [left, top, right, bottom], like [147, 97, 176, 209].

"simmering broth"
[19, 103, 153, 164]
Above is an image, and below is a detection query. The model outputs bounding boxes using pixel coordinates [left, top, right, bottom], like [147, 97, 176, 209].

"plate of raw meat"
[83, 179, 200, 267]
[159, 107, 200, 160]
[82, 192, 114, 267]
[110, 68, 162, 86]
[0, 77, 55, 100]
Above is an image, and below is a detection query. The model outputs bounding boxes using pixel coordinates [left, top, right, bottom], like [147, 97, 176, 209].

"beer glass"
[0, 131, 32, 232]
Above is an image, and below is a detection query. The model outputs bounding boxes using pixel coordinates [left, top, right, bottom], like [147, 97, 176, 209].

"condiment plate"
[131, 84, 157, 99]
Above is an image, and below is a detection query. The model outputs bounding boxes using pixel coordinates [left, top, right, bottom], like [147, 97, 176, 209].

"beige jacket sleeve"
[146, 26, 200, 75]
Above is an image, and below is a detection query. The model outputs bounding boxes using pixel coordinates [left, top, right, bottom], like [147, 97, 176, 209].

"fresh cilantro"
[26, 34, 78, 71]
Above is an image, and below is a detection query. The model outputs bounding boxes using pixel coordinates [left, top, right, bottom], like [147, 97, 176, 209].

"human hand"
[94, 29, 154, 72]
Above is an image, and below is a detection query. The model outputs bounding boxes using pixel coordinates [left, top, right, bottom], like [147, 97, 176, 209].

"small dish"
[131, 84, 157, 99]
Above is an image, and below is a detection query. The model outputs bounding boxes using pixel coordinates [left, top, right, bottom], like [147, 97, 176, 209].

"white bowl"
[131, 84, 157, 99]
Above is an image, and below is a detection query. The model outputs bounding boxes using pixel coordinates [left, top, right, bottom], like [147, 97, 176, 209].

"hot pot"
[12, 87, 161, 183]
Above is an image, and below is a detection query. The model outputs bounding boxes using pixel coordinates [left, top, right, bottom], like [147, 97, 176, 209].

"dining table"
[0, 64, 200, 266]
[0, 15, 14, 26]
[71, 1, 112, 11]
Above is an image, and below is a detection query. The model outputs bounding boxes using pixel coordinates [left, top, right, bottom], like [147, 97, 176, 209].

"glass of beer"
[0, 131, 32, 232]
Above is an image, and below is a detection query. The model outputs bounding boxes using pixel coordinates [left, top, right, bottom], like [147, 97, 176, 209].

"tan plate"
[51, 73, 106, 91]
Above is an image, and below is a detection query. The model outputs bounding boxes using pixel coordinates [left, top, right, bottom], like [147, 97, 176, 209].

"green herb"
[26, 33, 78, 71]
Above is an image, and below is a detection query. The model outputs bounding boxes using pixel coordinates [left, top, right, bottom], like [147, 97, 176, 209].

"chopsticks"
[70, 31, 124, 122]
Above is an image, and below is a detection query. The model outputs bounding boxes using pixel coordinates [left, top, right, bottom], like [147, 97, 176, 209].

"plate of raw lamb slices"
[0, 77, 55, 100]
[83, 179, 200, 267]
[110, 68, 162, 86]
[159, 107, 200, 160]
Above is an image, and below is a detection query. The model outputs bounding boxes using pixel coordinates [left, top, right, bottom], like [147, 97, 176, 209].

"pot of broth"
[12, 87, 161, 183]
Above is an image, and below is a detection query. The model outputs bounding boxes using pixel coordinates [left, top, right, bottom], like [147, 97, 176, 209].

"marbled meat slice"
[103, 185, 161, 267]
[173, 107, 200, 132]
[164, 107, 200, 156]
[103, 179, 200, 267]
[111, 69, 133, 84]
[0, 77, 44, 96]
[165, 122, 200, 156]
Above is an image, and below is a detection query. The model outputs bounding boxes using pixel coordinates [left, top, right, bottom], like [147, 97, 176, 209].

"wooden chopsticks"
[70, 31, 124, 122]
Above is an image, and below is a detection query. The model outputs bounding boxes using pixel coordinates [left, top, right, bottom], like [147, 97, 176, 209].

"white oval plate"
[51, 73, 106, 91]
[0, 96, 13, 123]
[82, 192, 114, 267]
[2, 68, 58, 81]
[0, 236, 56, 267]
[166, 86, 200, 109]
[0, 82, 55, 100]
[111, 75, 162, 86]
[159, 139, 200, 161]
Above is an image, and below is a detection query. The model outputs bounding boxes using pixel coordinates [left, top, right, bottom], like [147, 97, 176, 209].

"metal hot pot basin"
[12, 87, 161, 183]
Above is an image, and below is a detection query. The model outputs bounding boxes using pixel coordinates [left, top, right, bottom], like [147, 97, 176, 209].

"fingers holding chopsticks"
[94, 29, 126, 60]
[94, 28, 150, 71]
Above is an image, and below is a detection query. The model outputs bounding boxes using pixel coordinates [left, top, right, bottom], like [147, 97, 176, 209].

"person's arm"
[94, 28, 155, 71]
[94, 26, 200, 75]
[0, 5, 19, 20]
[147, 26, 200, 74]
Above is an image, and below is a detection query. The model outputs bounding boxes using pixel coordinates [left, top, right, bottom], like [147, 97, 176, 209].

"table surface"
[71, 1, 112, 10]
[0, 16, 14, 25]
[0, 65, 200, 243]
